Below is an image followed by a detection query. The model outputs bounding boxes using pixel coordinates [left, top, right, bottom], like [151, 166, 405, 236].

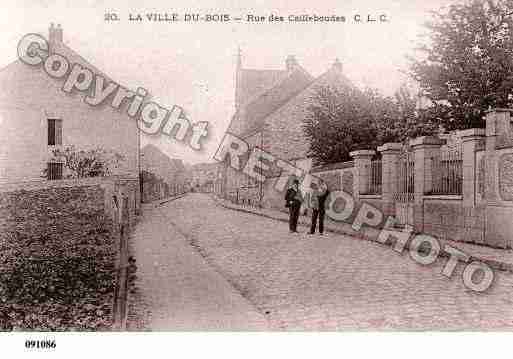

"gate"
[394, 146, 415, 227]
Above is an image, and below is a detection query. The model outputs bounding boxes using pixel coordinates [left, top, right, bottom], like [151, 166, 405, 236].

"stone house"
[220, 51, 353, 206]
[140, 144, 189, 202]
[0, 24, 140, 184]
[192, 162, 219, 192]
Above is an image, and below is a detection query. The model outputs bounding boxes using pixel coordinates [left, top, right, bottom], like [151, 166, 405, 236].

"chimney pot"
[286, 55, 298, 72]
[49, 23, 63, 47]
[333, 58, 343, 72]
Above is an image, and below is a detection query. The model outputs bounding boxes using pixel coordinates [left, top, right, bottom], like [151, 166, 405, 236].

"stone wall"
[0, 176, 139, 330]
[422, 199, 485, 245]
[499, 153, 513, 201]
[220, 109, 513, 249]
[0, 177, 139, 243]
[0, 184, 107, 243]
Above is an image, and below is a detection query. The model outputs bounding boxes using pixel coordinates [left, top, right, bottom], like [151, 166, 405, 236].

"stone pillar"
[410, 136, 445, 231]
[377, 143, 402, 217]
[350, 150, 376, 199]
[484, 108, 513, 248]
[460, 129, 486, 207]
[484, 109, 513, 202]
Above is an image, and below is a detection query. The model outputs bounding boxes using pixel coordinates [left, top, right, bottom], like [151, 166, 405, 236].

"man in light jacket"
[309, 180, 329, 235]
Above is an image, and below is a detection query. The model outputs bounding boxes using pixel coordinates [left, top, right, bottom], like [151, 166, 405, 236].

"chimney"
[285, 55, 298, 72]
[332, 58, 343, 73]
[49, 23, 63, 47]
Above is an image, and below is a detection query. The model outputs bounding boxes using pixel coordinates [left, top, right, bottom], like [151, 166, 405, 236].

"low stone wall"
[0, 176, 139, 242]
[358, 196, 384, 212]
[0, 176, 139, 330]
[422, 197, 486, 245]
[0, 184, 107, 243]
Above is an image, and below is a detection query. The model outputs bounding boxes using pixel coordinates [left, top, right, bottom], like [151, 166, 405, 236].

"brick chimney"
[49, 23, 63, 48]
[285, 55, 298, 72]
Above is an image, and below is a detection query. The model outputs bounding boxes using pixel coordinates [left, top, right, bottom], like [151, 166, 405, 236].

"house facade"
[140, 144, 189, 202]
[0, 24, 139, 184]
[191, 162, 219, 192]
[219, 51, 352, 207]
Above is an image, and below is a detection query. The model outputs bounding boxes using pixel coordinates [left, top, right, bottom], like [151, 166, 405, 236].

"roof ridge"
[241, 68, 286, 73]
[58, 43, 131, 89]
[240, 66, 313, 109]
[244, 66, 353, 132]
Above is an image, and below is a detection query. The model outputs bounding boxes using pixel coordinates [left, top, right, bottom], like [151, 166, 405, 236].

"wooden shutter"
[48, 119, 55, 145]
[55, 119, 63, 145]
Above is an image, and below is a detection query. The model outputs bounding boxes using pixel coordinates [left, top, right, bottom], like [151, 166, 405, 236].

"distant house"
[140, 144, 189, 202]
[0, 24, 139, 183]
[220, 52, 352, 202]
[191, 162, 219, 192]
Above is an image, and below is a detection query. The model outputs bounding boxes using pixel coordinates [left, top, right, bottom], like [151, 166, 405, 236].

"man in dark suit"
[285, 179, 303, 233]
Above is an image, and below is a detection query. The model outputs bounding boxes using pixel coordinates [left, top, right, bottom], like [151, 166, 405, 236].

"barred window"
[47, 162, 63, 180]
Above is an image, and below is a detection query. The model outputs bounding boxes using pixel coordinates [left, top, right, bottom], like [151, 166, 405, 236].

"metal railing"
[395, 149, 415, 202]
[427, 149, 463, 195]
[47, 162, 63, 180]
[368, 160, 382, 195]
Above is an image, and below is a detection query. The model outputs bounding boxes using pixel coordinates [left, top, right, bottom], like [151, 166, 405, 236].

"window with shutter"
[55, 119, 62, 145]
[48, 119, 55, 145]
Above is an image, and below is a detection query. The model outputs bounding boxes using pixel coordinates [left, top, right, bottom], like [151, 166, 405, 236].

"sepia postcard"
[1, 0, 513, 357]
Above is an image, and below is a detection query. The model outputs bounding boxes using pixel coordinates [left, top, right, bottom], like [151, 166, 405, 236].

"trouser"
[289, 204, 300, 232]
[310, 208, 325, 234]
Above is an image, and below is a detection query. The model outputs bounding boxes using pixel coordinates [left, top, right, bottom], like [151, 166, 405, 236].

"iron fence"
[368, 160, 382, 195]
[47, 162, 63, 180]
[395, 149, 415, 202]
[427, 149, 463, 195]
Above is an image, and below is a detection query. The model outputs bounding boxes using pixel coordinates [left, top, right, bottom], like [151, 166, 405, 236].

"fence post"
[377, 143, 402, 217]
[460, 129, 486, 207]
[350, 150, 376, 199]
[483, 108, 513, 248]
[410, 136, 445, 232]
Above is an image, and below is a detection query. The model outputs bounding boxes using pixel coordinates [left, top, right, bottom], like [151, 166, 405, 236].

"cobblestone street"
[132, 193, 513, 330]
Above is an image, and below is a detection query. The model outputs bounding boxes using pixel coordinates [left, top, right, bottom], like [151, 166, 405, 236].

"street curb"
[213, 198, 513, 274]
[159, 193, 187, 205]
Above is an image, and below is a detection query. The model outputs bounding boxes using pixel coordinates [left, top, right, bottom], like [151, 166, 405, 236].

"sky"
[0, 0, 458, 164]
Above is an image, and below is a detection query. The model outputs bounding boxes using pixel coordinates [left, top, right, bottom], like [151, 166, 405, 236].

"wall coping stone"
[410, 136, 446, 148]
[0, 175, 138, 193]
[359, 194, 382, 199]
[377, 143, 402, 153]
[423, 194, 463, 201]
[349, 150, 376, 158]
[459, 128, 486, 139]
[485, 108, 513, 114]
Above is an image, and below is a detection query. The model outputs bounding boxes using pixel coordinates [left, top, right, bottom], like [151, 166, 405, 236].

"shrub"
[0, 225, 117, 331]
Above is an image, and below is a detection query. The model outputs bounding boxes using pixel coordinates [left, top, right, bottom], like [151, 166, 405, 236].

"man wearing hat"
[285, 178, 304, 233]
[308, 179, 329, 235]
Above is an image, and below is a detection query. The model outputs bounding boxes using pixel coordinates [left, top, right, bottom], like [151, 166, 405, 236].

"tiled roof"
[243, 68, 314, 132]
[141, 144, 185, 181]
[237, 69, 288, 106]
[239, 64, 353, 138]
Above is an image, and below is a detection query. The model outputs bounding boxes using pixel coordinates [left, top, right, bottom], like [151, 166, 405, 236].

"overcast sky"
[1, 0, 459, 164]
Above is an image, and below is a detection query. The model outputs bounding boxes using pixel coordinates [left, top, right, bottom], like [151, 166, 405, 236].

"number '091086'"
[25, 340, 56, 349]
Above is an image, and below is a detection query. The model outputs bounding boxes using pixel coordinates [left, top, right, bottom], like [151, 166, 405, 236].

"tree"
[409, 0, 513, 130]
[303, 85, 377, 165]
[303, 84, 435, 165]
[44, 145, 124, 178]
